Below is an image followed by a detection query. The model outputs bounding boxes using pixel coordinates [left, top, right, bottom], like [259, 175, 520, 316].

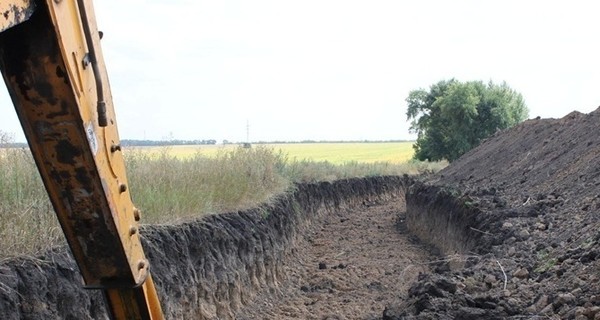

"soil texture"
[236, 197, 431, 319]
[0, 177, 418, 320]
[2, 109, 600, 319]
[389, 109, 600, 319]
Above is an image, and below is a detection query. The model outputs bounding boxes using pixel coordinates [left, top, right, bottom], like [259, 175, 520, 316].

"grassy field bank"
[0, 143, 445, 257]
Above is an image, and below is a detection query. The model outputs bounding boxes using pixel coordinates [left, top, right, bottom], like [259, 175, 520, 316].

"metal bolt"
[133, 207, 141, 221]
[119, 184, 127, 193]
[129, 226, 138, 236]
[82, 53, 90, 69]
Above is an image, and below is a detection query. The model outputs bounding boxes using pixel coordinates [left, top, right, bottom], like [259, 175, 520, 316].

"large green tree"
[407, 79, 528, 162]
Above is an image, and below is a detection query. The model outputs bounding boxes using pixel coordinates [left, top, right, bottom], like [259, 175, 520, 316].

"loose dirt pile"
[387, 109, 600, 319]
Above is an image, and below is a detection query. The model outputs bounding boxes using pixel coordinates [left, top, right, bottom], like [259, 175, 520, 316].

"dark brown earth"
[237, 109, 600, 319]
[387, 109, 600, 319]
[0, 176, 425, 320]
[1, 109, 600, 319]
[235, 196, 431, 319]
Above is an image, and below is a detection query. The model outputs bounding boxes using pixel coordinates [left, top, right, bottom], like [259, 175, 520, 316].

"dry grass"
[125, 146, 291, 223]
[0, 148, 63, 257]
[0, 144, 446, 258]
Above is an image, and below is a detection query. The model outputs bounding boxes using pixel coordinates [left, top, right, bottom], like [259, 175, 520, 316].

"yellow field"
[130, 142, 415, 164]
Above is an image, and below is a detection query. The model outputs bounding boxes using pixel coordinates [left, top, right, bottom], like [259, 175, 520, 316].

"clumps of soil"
[0, 176, 409, 320]
[390, 108, 600, 319]
[235, 188, 430, 319]
[0, 249, 108, 320]
[3, 109, 600, 319]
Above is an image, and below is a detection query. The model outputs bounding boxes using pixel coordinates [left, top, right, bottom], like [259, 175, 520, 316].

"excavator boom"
[0, 0, 163, 319]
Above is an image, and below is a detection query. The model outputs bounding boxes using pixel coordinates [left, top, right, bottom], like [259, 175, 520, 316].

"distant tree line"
[121, 139, 217, 147]
[0, 130, 27, 148]
[0, 128, 413, 149]
[0, 142, 27, 148]
[0, 139, 412, 148]
[234, 139, 412, 144]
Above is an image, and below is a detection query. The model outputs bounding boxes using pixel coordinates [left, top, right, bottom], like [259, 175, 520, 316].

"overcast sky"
[1, 0, 599, 142]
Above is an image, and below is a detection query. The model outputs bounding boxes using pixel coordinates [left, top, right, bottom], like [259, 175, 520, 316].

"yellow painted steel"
[44, 0, 149, 288]
[0, 0, 164, 319]
[0, 0, 35, 32]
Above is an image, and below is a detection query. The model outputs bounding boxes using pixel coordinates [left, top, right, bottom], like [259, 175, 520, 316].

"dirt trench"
[386, 110, 600, 319]
[234, 190, 430, 319]
[5, 109, 598, 320]
[0, 176, 436, 319]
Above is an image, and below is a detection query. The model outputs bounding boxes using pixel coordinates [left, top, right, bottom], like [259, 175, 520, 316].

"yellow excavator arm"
[0, 0, 163, 319]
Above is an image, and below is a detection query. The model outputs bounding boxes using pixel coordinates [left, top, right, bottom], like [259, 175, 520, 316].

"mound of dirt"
[389, 109, 600, 319]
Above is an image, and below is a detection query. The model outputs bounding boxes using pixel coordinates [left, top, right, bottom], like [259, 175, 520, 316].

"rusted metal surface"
[0, 0, 36, 32]
[0, 0, 163, 318]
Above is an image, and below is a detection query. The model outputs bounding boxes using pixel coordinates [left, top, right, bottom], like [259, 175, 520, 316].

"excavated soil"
[2, 109, 600, 320]
[387, 109, 600, 319]
[0, 176, 433, 319]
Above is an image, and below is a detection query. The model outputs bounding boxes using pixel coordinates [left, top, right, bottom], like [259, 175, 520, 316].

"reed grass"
[0, 144, 446, 257]
[0, 148, 63, 257]
[124, 146, 290, 223]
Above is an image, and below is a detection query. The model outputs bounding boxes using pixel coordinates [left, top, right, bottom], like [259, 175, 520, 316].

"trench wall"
[405, 182, 482, 256]
[0, 176, 407, 320]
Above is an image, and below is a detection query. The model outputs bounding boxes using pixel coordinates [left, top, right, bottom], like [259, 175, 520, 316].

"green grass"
[133, 142, 415, 164]
[0, 143, 446, 258]
[264, 142, 415, 164]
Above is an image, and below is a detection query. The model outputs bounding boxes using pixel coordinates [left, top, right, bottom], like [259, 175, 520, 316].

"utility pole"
[246, 119, 250, 143]
[244, 119, 251, 148]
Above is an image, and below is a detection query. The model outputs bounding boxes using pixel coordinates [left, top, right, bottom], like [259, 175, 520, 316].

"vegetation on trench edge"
[0, 145, 446, 258]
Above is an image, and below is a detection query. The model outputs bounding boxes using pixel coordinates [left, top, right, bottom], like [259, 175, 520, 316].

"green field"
[131, 142, 415, 164]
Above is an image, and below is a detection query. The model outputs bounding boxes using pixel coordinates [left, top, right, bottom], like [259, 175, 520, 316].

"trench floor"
[236, 197, 433, 319]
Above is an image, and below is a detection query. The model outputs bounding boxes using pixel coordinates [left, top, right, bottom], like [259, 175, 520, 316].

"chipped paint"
[1, 0, 35, 33]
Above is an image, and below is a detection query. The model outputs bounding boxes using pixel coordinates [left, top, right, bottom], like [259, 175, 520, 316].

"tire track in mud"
[236, 197, 432, 320]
